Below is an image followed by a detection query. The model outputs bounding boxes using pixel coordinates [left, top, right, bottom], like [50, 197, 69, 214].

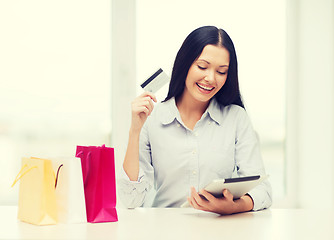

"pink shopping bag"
[75, 144, 118, 223]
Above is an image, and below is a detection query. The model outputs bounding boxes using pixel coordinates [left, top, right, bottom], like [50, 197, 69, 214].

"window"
[0, 0, 111, 205]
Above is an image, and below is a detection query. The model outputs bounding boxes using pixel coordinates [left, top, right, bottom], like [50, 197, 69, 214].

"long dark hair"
[164, 26, 244, 108]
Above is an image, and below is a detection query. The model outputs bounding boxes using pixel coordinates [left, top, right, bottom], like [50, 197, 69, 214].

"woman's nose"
[204, 70, 215, 82]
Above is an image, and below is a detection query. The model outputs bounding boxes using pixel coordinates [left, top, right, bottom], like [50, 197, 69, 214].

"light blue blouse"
[118, 97, 272, 211]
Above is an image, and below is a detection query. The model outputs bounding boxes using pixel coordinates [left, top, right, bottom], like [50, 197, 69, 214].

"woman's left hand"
[187, 187, 253, 215]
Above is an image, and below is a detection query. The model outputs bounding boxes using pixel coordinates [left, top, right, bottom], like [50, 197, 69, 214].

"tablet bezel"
[180, 175, 268, 208]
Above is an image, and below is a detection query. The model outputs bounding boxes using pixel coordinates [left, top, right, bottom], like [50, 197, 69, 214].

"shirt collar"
[205, 98, 223, 125]
[158, 97, 223, 126]
[158, 98, 181, 125]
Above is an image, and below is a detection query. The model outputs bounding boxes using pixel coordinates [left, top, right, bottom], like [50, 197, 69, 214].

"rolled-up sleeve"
[117, 122, 154, 208]
[234, 108, 272, 211]
[117, 167, 151, 208]
[248, 180, 272, 211]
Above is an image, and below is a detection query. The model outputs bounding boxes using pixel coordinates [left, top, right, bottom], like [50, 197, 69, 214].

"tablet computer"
[180, 175, 268, 208]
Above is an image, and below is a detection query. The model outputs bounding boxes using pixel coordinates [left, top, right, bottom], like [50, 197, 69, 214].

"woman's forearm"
[123, 129, 141, 181]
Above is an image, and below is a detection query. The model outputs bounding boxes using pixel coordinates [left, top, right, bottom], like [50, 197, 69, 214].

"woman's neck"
[176, 93, 210, 130]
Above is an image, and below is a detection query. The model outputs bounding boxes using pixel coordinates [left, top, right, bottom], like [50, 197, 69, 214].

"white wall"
[111, 0, 137, 178]
[286, 0, 334, 208]
[1, 0, 333, 209]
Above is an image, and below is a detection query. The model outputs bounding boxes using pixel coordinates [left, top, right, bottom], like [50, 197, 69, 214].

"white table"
[1, 206, 333, 240]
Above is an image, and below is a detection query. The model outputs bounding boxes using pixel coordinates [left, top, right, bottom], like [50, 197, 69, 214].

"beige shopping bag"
[12, 157, 58, 225]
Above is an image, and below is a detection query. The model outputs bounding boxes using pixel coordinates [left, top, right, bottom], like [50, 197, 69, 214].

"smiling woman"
[182, 45, 229, 104]
[134, 0, 286, 207]
[118, 26, 272, 215]
[164, 27, 243, 109]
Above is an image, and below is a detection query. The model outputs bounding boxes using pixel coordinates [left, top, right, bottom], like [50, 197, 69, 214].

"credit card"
[140, 68, 170, 93]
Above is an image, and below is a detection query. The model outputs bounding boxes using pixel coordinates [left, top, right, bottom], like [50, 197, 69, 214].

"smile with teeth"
[196, 83, 214, 91]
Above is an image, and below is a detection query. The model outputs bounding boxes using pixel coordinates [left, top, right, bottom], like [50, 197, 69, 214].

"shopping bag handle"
[11, 164, 37, 187]
[54, 164, 63, 189]
[75, 150, 91, 187]
[83, 152, 91, 187]
[75, 151, 83, 158]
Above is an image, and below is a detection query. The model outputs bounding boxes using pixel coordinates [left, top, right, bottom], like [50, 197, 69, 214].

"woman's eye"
[197, 65, 206, 70]
[218, 71, 227, 75]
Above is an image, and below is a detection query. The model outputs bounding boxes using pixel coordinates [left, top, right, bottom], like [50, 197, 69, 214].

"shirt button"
[192, 170, 197, 175]
[192, 150, 197, 154]
[194, 132, 198, 137]
[177, 124, 181, 127]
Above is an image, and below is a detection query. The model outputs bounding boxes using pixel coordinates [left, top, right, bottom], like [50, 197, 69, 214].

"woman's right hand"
[130, 92, 157, 133]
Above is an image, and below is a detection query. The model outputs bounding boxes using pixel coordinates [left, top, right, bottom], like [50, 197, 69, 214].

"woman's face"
[183, 44, 230, 104]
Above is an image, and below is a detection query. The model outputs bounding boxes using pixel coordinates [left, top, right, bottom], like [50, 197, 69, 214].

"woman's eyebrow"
[197, 59, 229, 67]
[197, 59, 210, 64]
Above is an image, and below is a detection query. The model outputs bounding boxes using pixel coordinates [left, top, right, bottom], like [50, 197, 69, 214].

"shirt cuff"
[117, 166, 150, 208]
[247, 184, 272, 211]
[119, 165, 145, 183]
